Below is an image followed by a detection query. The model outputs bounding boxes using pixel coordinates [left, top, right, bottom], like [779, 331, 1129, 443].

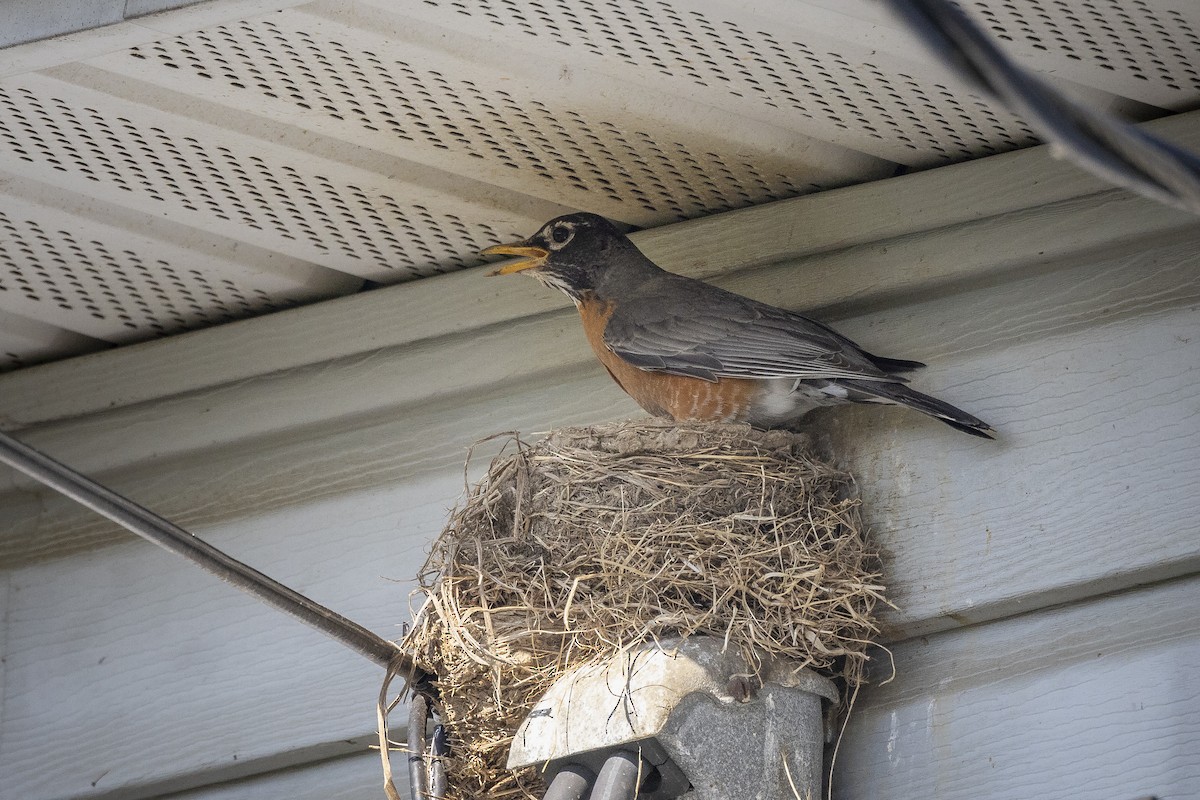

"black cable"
[884, 0, 1200, 215]
[430, 723, 449, 799]
[408, 694, 432, 800]
[0, 428, 426, 676]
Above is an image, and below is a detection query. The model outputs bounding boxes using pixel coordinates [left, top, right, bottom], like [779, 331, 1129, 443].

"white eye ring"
[548, 223, 574, 247]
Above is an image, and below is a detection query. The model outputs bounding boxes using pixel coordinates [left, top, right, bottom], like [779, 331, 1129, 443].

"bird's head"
[482, 212, 644, 303]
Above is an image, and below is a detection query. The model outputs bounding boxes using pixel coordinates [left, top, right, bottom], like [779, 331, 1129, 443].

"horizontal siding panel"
[816, 245, 1200, 635]
[0, 477, 451, 799]
[162, 751, 406, 800]
[837, 576, 1200, 800]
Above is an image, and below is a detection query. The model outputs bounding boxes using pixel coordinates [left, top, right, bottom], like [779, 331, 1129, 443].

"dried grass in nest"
[401, 419, 885, 800]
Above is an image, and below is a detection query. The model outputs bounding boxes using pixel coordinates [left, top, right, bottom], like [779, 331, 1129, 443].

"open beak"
[481, 241, 550, 275]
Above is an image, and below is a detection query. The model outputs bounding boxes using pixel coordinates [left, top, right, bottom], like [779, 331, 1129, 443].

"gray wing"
[603, 277, 901, 384]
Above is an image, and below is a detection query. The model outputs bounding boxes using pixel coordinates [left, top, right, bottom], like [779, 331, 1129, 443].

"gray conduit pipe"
[543, 763, 596, 800]
[590, 751, 648, 800]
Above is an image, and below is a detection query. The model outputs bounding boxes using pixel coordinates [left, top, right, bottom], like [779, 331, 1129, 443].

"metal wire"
[0, 428, 422, 674]
[430, 723, 450, 799]
[408, 694, 432, 800]
[884, 0, 1200, 216]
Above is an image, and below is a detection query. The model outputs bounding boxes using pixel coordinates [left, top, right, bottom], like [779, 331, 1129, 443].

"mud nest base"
[402, 419, 884, 800]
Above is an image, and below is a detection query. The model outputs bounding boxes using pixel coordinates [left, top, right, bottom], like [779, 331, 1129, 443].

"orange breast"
[578, 296, 762, 422]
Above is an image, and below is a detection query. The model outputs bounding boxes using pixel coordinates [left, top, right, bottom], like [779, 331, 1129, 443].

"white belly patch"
[747, 378, 846, 426]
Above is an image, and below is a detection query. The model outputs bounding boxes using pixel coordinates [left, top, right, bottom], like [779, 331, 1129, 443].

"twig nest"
[403, 419, 884, 800]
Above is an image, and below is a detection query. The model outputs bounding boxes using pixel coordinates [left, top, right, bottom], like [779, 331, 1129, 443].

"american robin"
[483, 213, 994, 438]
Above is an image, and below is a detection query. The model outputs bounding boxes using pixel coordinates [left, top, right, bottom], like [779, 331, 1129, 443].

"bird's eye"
[550, 224, 572, 245]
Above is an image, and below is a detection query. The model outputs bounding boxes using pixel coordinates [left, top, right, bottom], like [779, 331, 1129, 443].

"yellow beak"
[481, 242, 550, 275]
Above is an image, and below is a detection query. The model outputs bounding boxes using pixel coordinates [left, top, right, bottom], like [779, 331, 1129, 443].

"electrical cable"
[884, 0, 1200, 216]
[0, 428, 427, 678]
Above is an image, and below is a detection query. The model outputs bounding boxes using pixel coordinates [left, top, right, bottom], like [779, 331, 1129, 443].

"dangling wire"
[885, 0, 1200, 216]
[0, 428, 433, 678]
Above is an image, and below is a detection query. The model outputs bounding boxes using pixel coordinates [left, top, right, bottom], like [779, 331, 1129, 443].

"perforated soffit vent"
[0, 0, 1197, 372]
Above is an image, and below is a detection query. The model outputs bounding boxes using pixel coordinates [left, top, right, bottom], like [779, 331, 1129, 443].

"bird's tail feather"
[843, 380, 995, 439]
[866, 354, 926, 374]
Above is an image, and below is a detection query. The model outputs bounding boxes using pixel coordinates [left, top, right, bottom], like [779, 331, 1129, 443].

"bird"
[482, 212, 994, 438]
